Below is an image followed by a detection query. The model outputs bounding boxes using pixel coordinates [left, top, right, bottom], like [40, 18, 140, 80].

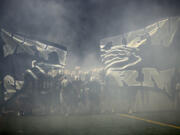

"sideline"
[119, 113, 180, 130]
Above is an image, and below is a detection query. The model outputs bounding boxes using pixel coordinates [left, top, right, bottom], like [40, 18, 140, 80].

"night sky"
[0, 0, 180, 68]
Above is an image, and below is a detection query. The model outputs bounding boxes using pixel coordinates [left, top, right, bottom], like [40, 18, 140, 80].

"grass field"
[0, 111, 180, 135]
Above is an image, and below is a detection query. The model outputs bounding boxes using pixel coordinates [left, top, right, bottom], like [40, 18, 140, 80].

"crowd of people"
[59, 68, 104, 115]
[3, 65, 180, 116]
[2, 66, 156, 116]
[14, 66, 133, 116]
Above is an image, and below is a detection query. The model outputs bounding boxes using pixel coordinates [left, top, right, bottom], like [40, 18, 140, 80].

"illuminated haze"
[0, 0, 180, 70]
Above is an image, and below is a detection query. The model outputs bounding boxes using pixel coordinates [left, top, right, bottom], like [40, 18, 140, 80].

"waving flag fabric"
[100, 17, 180, 73]
[100, 17, 180, 89]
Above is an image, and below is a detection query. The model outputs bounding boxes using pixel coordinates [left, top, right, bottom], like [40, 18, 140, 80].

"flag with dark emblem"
[100, 17, 180, 89]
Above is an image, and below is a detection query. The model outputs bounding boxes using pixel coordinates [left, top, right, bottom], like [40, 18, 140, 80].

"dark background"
[0, 0, 180, 69]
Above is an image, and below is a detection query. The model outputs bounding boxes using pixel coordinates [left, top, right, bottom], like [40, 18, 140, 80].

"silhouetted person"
[0, 36, 5, 105]
[104, 41, 113, 50]
[47, 52, 59, 64]
[122, 36, 127, 45]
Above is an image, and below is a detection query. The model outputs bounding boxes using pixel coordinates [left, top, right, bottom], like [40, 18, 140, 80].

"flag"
[1, 28, 67, 68]
[100, 17, 180, 89]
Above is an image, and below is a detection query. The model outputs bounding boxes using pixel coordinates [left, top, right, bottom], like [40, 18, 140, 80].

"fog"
[1, 1, 180, 135]
[0, 0, 180, 111]
[0, 0, 179, 69]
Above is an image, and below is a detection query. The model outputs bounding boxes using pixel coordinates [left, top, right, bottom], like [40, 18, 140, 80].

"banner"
[100, 17, 180, 90]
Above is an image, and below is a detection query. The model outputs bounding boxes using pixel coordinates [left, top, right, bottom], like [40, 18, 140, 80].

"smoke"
[0, 0, 180, 69]
[0, 0, 180, 126]
[0, 0, 84, 68]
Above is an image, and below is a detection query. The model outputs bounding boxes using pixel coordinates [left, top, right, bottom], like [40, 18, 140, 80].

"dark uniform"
[61, 79, 75, 115]
[87, 79, 101, 113]
[22, 65, 62, 115]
